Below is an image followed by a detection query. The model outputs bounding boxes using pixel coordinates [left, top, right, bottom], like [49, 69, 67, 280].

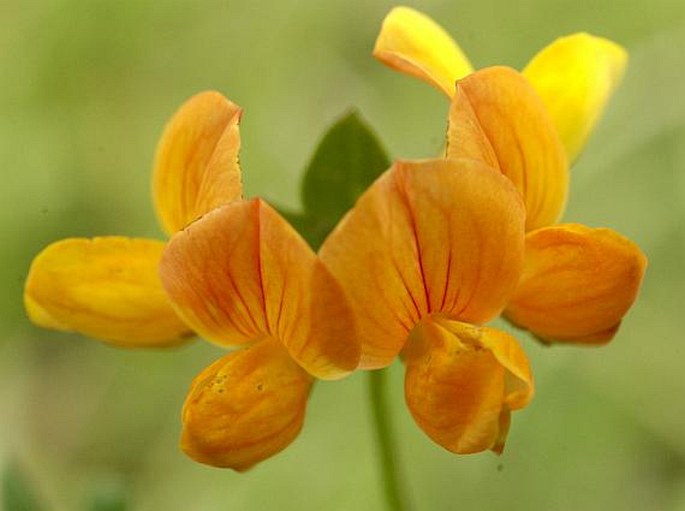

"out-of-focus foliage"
[3, 461, 45, 511]
[1, 1, 684, 510]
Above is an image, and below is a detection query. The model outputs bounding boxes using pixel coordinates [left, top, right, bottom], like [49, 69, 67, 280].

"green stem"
[368, 368, 411, 511]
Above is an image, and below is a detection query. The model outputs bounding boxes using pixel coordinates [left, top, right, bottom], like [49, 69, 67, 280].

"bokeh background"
[2, 0, 684, 510]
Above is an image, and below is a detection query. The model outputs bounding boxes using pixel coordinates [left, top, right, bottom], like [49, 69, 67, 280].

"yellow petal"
[505, 224, 647, 344]
[403, 317, 533, 454]
[181, 337, 313, 470]
[153, 91, 243, 235]
[320, 158, 525, 369]
[24, 237, 191, 347]
[160, 199, 360, 379]
[523, 33, 628, 162]
[373, 6, 474, 96]
[447, 66, 569, 231]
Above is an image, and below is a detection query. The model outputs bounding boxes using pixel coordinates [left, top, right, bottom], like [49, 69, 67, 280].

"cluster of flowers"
[24, 7, 646, 471]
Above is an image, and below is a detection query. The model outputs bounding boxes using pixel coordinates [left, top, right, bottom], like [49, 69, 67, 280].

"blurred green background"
[2, 0, 684, 510]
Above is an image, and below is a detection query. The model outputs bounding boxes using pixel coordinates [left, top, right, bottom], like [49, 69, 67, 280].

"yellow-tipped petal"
[523, 33, 628, 162]
[153, 91, 243, 235]
[506, 224, 647, 344]
[24, 237, 191, 347]
[160, 199, 360, 379]
[447, 66, 569, 231]
[373, 6, 473, 96]
[181, 337, 313, 470]
[403, 317, 533, 454]
[320, 158, 525, 369]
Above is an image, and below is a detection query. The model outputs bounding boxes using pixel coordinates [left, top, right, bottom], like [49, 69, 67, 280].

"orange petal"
[373, 6, 474, 96]
[505, 224, 647, 344]
[153, 91, 243, 235]
[24, 237, 191, 347]
[447, 66, 569, 231]
[181, 337, 313, 470]
[320, 158, 525, 369]
[403, 317, 533, 454]
[466, 323, 534, 411]
[160, 199, 360, 379]
[523, 33, 628, 163]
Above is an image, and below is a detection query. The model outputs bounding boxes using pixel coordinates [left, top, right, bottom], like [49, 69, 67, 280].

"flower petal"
[403, 317, 532, 454]
[505, 224, 647, 344]
[461, 322, 534, 411]
[181, 337, 313, 470]
[160, 199, 360, 379]
[523, 33, 628, 163]
[373, 6, 473, 97]
[24, 237, 191, 347]
[447, 66, 569, 231]
[153, 91, 243, 235]
[320, 158, 525, 369]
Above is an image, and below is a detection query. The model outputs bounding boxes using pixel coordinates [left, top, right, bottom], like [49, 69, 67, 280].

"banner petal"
[447, 66, 569, 231]
[161, 199, 360, 379]
[523, 33, 628, 162]
[320, 158, 525, 368]
[153, 91, 243, 235]
[373, 6, 473, 96]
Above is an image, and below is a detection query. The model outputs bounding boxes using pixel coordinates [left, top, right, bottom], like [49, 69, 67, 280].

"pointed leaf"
[300, 111, 390, 248]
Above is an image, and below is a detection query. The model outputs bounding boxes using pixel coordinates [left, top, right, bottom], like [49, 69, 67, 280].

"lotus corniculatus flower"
[320, 158, 533, 454]
[373, 5, 628, 163]
[24, 91, 361, 470]
[24, 91, 243, 347]
[159, 198, 360, 469]
[374, 7, 646, 345]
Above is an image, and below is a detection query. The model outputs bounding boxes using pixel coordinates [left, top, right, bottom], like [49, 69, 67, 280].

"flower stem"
[368, 367, 411, 511]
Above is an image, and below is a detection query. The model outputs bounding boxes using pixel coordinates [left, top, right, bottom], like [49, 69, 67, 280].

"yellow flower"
[159, 198, 360, 469]
[373, 6, 627, 162]
[446, 66, 647, 344]
[24, 91, 361, 470]
[24, 91, 243, 347]
[320, 158, 533, 454]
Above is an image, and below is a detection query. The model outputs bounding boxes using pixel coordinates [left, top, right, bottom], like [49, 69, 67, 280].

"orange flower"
[24, 90, 360, 470]
[160, 199, 360, 469]
[320, 158, 533, 454]
[24, 91, 242, 347]
[374, 8, 646, 345]
[446, 66, 647, 344]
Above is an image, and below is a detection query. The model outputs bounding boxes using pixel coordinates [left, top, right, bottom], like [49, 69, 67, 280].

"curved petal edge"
[403, 317, 533, 454]
[505, 224, 647, 344]
[447, 66, 569, 231]
[320, 158, 525, 369]
[153, 90, 243, 235]
[160, 199, 360, 379]
[181, 338, 313, 471]
[373, 6, 474, 96]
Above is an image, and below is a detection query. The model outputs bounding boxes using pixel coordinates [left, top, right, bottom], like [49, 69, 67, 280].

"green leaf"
[278, 210, 331, 250]
[297, 110, 391, 248]
[2, 462, 45, 511]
